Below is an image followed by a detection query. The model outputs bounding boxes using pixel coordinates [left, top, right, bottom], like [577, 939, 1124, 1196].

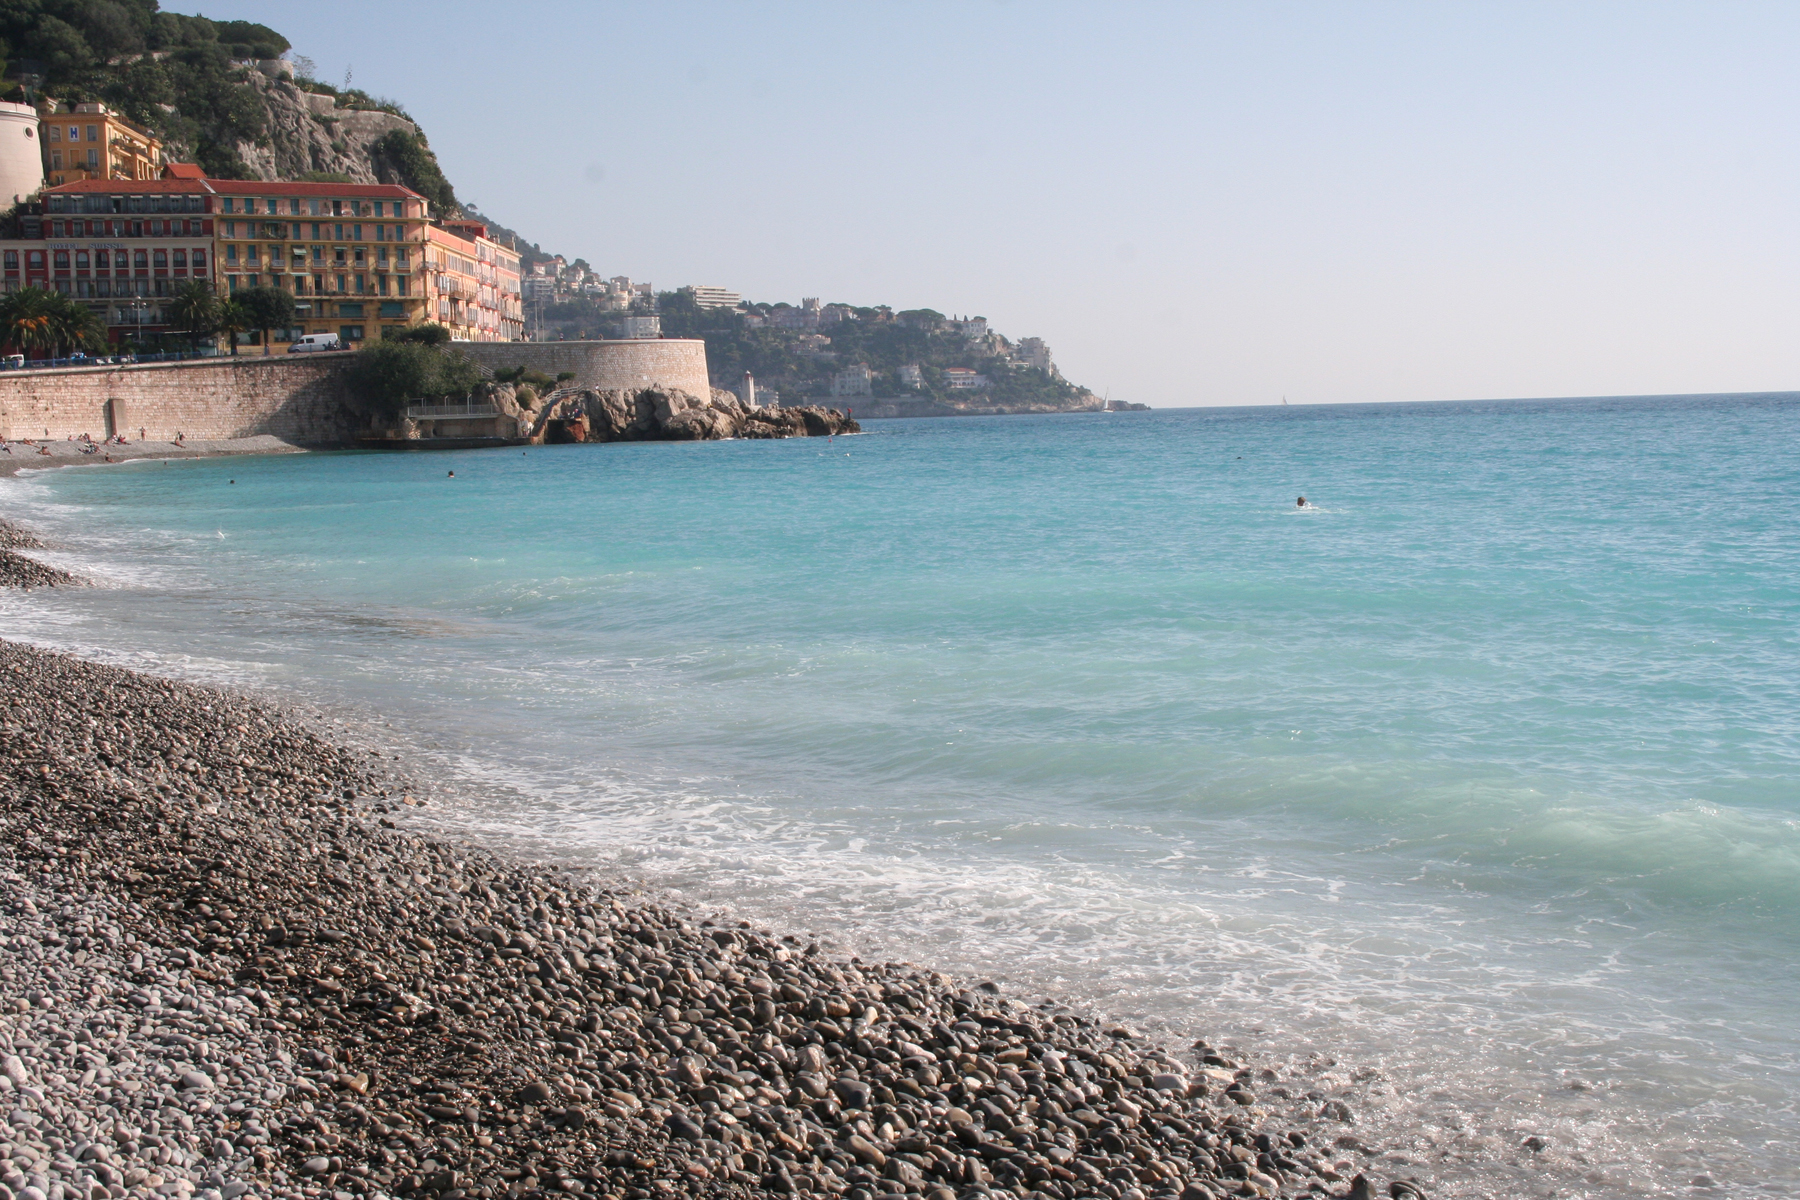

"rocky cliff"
[217, 68, 420, 185]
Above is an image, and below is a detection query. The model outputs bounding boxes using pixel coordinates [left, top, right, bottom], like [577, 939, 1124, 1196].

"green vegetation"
[348, 341, 479, 419]
[0, 285, 103, 356]
[0, 3, 290, 177]
[371, 129, 457, 214]
[385, 321, 451, 346]
[491, 363, 557, 391]
[233, 285, 294, 355]
[653, 292, 1091, 407]
[167, 278, 217, 349]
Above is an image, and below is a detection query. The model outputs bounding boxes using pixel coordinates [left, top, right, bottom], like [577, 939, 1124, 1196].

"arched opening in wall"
[545, 419, 588, 444]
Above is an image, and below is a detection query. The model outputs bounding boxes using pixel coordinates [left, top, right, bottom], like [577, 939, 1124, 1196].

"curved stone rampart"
[457, 340, 710, 399]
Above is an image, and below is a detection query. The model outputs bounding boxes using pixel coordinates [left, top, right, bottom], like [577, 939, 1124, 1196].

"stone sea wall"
[457, 340, 711, 400]
[0, 357, 360, 444]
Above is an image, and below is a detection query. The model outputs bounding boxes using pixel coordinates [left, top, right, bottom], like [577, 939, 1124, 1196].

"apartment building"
[425, 219, 523, 342]
[211, 178, 433, 343]
[39, 102, 162, 185]
[20, 170, 522, 345]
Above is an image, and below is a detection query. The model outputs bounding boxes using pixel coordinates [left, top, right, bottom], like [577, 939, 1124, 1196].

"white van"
[288, 333, 343, 354]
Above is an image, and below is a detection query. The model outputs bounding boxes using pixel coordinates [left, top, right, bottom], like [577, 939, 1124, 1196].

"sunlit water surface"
[2, 395, 1797, 1198]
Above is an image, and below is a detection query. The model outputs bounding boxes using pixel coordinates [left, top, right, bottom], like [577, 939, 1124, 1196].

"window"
[332, 200, 343, 216]
[264, 199, 276, 215]
[309, 198, 320, 216]
[246, 246, 259, 266]
[152, 250, 167, 268]
[50, 152, 62, 169]
[75, 252, 89, 270]
[3, 251, 16, 270]
[340, 324, 364, 342]
[95, 251, 108, 269]
[377, 247, 388, 267]
[52, 251, 68, 270]
[50, 221, 64, 237]
[87, 149, 99, 169]
[47, 125, 60, 142]
[86, 125, 97, 142]
[133, 251, 147, 270]
[221, 198, 234, 213]
[228, 275, 239, 292]
[224, 220, 235, 237]
[336, 274, 346, 293]
[354, 274, 365, 294]
[289, 199, 301, 215]
[353, 224, 363, 241]
[338, 303, 364, 317]
[27, 251, 42, 267]
[354, 247, 366, 266]
[192, 250, 206, 268]
[396, 247, 408, 267]
[334, 223, 344, 240]
[226, 246, 237, 264]
[173, 250, 186, 268]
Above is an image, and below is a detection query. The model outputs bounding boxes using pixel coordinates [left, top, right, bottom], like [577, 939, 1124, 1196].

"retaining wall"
[458, 339, 711, 398]
[0, 355, 360, 444]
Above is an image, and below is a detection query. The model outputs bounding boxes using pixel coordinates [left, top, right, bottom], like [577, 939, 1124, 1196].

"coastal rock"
[532, 386, 857, 444]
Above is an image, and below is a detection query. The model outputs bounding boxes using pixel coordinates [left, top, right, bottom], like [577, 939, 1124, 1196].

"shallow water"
[3, 395, 1797, 1197]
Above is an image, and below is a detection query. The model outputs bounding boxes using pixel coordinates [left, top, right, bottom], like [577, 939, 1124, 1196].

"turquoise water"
[3, 395, 1798, 1196]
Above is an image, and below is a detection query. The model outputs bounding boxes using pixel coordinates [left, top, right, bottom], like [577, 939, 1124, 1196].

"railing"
[0, 350, 224, 370]
[404, 403, 500, 420]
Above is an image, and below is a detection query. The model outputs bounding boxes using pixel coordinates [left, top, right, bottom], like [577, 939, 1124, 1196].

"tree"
[216, 298, 250, 357]
[347, 342, 479, 420]
[387, 322, 450, 346]
[371, 130, 458, 215]
[0, 288, 105, 358]
[168, 280, 219, 351]
[236, 286, 294, 356]
[0, 288, 60, 358]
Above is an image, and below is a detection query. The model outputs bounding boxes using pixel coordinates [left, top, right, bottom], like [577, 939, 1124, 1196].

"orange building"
[38, 102, 162, 185]
[425, 219, 523, 342]
[208, 178, 432, 343]
[24, 169, 522, 346]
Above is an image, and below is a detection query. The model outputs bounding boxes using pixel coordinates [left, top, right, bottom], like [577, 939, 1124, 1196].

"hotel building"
[13, 169, 523, 346]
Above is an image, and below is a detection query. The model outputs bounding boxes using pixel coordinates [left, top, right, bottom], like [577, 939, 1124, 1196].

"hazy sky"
[224, 1, 1800, 406]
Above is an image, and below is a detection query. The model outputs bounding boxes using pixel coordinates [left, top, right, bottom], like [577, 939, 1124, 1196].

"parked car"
[288, 333, 343, 354]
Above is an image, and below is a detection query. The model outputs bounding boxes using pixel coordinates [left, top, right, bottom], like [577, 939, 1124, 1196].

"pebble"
[0, 611, 1422, 1200]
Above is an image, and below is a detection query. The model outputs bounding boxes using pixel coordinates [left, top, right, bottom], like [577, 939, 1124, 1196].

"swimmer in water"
[1297, 496, 1307, 507]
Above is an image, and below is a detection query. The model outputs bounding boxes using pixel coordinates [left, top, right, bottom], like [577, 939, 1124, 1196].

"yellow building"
[39, 102, 162, 186]
[425, 220, 524, 341]
[212, 179, 433, 344]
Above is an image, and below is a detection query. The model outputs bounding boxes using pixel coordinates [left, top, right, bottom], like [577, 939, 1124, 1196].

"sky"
[219, 0, 1800, 407]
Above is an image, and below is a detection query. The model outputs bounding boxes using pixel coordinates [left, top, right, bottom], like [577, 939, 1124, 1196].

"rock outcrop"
[531, 387, 858, 444]
[189, 68, 422, 185]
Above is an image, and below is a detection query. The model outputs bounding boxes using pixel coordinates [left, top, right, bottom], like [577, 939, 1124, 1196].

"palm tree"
[0, 287, 61, 359]
[48, 295, 104, 357]
[168, 280, 220, 352]
[216, 298, 251, 357]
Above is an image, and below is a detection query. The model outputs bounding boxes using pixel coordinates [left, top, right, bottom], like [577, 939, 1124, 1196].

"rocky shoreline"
[0, 541, 1413, 1200]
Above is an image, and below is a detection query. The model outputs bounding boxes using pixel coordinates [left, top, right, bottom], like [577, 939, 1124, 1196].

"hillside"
[0, 1, 457, 206]
[657, 294, 1097, 410]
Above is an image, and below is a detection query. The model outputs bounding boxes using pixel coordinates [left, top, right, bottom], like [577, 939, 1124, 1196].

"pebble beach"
[0, 516, 1410, 1200]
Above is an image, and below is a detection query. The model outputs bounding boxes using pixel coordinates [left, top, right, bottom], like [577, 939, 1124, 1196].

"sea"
[1, 394, 1796, 1199]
